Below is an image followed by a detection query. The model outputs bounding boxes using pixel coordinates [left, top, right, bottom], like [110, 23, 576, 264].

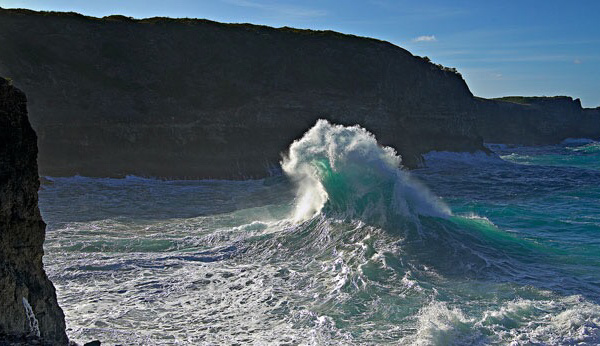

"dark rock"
[0, 77, 68, 344]
[0, 8, 483, 178]
[83, 340, 101, 346]
[478, 96, 600, 144]
[0, 332, 52, 345]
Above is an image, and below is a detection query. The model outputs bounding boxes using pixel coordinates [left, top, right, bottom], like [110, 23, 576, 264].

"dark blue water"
[39, 123, 600, 345]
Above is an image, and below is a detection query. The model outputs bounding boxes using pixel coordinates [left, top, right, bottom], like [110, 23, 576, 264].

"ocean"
[39, 120, 600, 345]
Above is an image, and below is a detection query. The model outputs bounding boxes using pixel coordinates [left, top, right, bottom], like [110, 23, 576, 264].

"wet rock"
[83, 340, 101, 346]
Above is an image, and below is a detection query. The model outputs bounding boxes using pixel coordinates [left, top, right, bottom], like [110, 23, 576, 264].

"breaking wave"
[281, 119, 450, 223]
[39, 120, 600, 345]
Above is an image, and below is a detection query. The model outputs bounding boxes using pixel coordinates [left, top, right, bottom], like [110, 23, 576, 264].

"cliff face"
[0, 78, 67, 345]
[476, 96, 600, 145]
[0, 9, 482, 178]
[0, 9, 598, 179]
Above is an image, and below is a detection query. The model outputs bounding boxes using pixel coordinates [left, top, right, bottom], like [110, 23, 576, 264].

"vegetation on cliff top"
[1, 7, 389, 41]
[1, 7, 463, 77]
[420, 56, 462, 77]
[494, 96, 576, 105]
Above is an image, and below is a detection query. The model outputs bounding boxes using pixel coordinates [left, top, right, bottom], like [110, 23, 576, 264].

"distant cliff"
[0, 8, 598, 178]
[0, 78, 67, 344]
[477, 96, 600, 145]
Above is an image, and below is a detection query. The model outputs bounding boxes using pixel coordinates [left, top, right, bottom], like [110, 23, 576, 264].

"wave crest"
[281, 119, 450, 223]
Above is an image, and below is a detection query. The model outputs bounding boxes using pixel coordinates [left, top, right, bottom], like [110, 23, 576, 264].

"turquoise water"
[39, 122, 600, 345]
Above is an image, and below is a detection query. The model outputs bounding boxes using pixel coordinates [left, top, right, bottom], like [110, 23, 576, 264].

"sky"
[1, 0, 599, 107]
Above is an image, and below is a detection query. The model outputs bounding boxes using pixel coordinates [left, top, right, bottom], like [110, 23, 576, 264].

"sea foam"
[281, 119, 450, 223]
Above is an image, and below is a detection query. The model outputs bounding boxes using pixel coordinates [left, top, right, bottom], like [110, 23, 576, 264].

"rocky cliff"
[476, 96, 600, 145]
[0, 8, 482, 178]
[0, 77, 68, 345]
[0, 8, 598, 179]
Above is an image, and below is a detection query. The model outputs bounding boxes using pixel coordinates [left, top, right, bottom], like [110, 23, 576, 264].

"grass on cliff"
[494, 96, 570, 105]
[420, 56, 462, 77]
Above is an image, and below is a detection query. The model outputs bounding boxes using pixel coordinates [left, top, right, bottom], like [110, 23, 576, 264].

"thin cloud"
[222, 0, 327, 19]
[413, 35, 436, 42]
[574, 59, 582, 64]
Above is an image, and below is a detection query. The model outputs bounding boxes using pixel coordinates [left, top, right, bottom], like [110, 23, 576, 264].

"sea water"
[39, 120, 600, 345]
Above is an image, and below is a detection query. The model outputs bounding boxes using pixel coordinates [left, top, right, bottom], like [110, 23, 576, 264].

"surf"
[38, 121, 600, 345]
[281, 119, 450, 224]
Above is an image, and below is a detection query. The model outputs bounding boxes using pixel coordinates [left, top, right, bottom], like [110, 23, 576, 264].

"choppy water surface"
[40, 124, 600, 345]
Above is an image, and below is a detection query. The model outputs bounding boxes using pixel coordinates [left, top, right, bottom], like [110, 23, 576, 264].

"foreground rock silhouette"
[0, 77, 68, 345]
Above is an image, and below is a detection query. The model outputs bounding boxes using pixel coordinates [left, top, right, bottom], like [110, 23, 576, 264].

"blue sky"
[2, 0, 599, 107]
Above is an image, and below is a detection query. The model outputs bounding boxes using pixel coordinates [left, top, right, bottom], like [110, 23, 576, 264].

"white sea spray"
[281, 119, 450, 223]
[22, 297, 40, 338]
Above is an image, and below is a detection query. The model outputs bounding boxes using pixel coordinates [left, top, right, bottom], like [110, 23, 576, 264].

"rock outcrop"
[0, 8, 598, 179]
[0, 77, 67, 345]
